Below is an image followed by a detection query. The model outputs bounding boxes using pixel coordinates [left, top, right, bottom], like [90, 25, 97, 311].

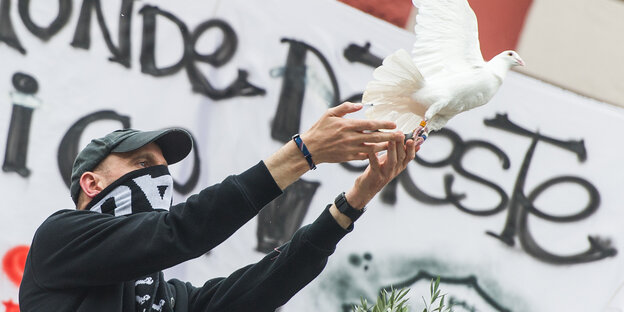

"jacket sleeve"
[27, 161, 282, 289]
[169, 205, 351, 312]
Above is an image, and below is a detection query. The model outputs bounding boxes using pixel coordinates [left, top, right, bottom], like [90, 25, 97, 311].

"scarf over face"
[85, 165, 174, 216]
[85, 165, 175, 312]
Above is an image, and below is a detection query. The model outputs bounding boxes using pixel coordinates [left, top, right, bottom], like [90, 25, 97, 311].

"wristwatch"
[334, 192, 365, 222]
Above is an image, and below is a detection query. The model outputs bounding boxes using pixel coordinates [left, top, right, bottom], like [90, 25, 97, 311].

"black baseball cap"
[69, 128, 193, 203]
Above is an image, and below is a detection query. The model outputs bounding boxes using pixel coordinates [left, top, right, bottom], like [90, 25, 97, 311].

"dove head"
[487, 50, 525, 79]
[498, 50, 525, 67]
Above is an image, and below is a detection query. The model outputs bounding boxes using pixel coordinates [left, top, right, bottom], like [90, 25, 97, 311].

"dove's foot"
[419, 120, 430, 141]
[416, 126, 429, 141]
[416, 120, 429, 141]
[405, 123, 429, 143]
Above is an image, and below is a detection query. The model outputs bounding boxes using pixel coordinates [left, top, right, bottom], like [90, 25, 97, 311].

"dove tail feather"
[362, 49, 427, 133]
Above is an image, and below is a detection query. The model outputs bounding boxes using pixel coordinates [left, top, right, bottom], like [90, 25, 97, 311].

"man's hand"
[301, 102, 398, 164]
[330, 132, 423, 229]
[265, 102, 400, 190]
[347, 132, 421, 208]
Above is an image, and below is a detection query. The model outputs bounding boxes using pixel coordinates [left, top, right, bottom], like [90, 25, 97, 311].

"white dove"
[362, 0, 525, 135]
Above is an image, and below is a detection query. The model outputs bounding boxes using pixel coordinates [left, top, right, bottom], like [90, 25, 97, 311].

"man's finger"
[346, 119, 397, 132]
[395, 133, 406, 166]
[404, 139, 416, 167]
[328, 102, 362, 117]
[415, 137, 424, 149]
[356, 132, 397, 144]
[386, 139, 397, 171]
[353, 153, 369, 161]
[355, 143, 383, 156]
[364, 142, 389, 153]
[368, 152, 381, 171]
[346, 143, 386, 156]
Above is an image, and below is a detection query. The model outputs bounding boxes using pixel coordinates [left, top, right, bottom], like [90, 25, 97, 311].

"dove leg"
[404, 126, 422, 142]
[404, 121, 429, 143]
[416, 119, 429, 140]
[418, 126, 430, 141]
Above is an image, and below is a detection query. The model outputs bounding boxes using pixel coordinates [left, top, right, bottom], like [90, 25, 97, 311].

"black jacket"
[19, 162, 349, 311]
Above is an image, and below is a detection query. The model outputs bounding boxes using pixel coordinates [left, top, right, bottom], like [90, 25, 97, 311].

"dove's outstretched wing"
[411, 0, 485, 79]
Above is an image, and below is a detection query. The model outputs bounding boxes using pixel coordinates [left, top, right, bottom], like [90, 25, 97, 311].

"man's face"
[94, 142, 168, 189]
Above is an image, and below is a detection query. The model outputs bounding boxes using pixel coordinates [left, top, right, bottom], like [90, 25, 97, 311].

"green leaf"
[396, 288, 409, 302]
[353, 281, 455, 312]
[431, 289, 440, 305]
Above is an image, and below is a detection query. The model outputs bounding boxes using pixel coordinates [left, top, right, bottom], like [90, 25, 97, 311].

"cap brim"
[112, 128, 193, 165]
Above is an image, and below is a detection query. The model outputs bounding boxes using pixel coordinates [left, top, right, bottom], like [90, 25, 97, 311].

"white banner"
[1, 0, 623, 311]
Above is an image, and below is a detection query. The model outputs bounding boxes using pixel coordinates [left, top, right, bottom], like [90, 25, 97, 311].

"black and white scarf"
[85, 165, 174, 216]
[86, 165, 175, 312]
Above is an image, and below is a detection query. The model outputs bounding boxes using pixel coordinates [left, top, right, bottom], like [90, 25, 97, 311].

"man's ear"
[79, 171, 105, 199]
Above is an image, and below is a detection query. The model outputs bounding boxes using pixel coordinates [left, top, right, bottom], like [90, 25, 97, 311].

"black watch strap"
[334, 192, 365, 222]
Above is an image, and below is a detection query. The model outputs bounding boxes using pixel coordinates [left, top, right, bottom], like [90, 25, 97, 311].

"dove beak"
[515, 57, 525, 67]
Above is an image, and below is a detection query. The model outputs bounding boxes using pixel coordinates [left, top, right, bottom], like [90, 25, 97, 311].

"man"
[19, 102, 424, 312]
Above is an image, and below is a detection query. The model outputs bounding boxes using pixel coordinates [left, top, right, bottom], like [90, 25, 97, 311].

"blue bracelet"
[292, 134, 316, 170]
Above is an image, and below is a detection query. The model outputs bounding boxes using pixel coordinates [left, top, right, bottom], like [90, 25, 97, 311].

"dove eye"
[507, 52, 513, 56]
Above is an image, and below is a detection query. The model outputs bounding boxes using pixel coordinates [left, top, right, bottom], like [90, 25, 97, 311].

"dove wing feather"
[411, 0, 485, 79]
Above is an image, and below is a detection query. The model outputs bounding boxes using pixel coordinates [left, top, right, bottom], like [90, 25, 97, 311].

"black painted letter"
[71, 0, 133, 67]
[18, 0, 71, 41]
[0, 0, 26, 54]
[2, 72, 40, 177]
[139, 5, 191, 77]
[57, 110, 131, 187]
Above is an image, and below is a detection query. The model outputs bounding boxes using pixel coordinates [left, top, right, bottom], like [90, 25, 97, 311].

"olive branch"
[352, 277, 453, 312]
